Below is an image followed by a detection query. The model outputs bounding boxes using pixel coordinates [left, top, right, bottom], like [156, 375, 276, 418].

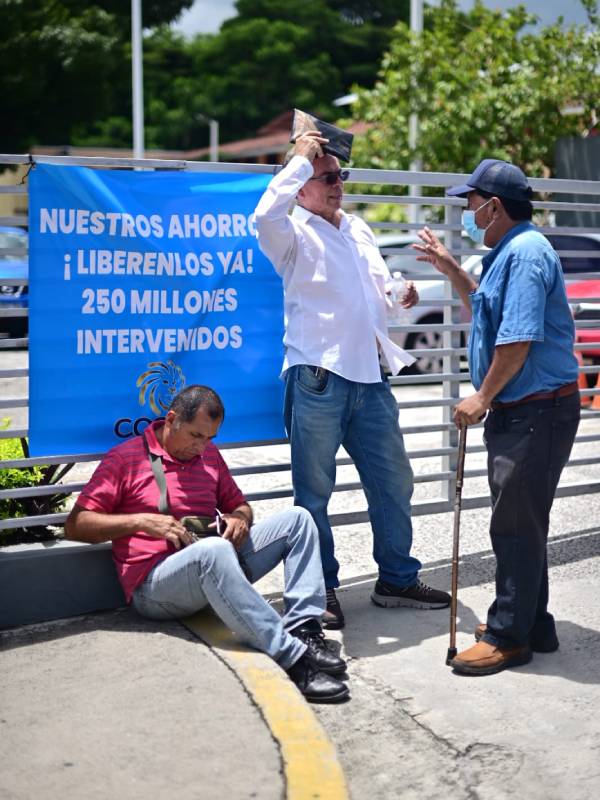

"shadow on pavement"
[0, 607, 199, 652]
[416, 525, 600, 593]
[517, 620, 600, 684]
[334, 568, 480, 660]
[330, 541, 600, 685]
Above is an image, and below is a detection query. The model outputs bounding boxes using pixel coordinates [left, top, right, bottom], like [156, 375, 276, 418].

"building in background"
[555, 132, 600, 228]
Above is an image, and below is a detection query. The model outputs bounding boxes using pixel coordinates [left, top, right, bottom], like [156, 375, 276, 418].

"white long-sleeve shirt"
[254, 155, 415, 382]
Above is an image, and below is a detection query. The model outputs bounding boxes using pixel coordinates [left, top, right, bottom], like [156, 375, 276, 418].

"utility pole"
[409, 0, 423, 225]
[196, 114, 220, 162]
[209, 119, 220, 163]
[131, 0, 144, 160]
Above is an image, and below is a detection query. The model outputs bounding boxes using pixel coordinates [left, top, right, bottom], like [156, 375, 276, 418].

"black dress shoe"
[291, 619, 347, 675]
[287, 654, 349, 703]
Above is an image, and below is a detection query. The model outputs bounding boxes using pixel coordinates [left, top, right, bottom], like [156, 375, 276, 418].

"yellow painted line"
[183, 609, 349, 800]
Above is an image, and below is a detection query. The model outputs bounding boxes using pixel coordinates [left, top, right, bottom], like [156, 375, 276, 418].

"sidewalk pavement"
[0, 610, 285, 800]
[2, 495, 600, 800]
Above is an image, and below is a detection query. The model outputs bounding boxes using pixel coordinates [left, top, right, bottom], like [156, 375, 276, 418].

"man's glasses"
[309, 170, 350, 185]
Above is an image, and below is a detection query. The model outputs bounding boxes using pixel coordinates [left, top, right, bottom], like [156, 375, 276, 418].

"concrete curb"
[0, 540, 125, 629]
[183, 610, 349, 800]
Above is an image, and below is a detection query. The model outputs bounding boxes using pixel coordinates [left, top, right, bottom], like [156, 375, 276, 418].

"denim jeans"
[283, 365, 421, 589]
[482, 392, 580, 648]
[131, 508, 324, 670]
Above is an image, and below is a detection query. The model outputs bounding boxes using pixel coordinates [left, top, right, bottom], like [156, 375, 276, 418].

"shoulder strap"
[143, 431, 170, 515]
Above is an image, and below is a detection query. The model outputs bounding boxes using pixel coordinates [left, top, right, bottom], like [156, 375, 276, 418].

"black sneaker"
[371, 579, 450, 609]
[291, 619, 347, 676]
[287, 654, 349, 704]
[322, 587, 345, 630]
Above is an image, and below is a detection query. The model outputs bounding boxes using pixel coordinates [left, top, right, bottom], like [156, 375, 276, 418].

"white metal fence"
[1, 154, 600, 535]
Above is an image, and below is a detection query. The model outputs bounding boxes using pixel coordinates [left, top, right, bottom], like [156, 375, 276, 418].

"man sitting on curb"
[65, 384, 349, 703]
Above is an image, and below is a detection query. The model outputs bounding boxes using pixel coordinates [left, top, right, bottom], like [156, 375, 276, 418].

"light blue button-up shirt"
[468, 221, 578, 402]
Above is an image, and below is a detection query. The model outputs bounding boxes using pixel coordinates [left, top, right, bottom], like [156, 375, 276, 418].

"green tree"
[184, 0, 409, 143]
[2, 0, 409, 152]
[0, 0, 193, 152]
[349, 0, 600, 177]
[73, 26, 206, 151]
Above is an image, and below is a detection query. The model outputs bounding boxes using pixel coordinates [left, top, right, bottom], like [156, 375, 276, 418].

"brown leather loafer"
[474, 623, 559, 653]
[450, 641, 532, 676]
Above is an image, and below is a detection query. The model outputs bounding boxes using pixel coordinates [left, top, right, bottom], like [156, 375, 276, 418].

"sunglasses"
[309, 169, 350, 185]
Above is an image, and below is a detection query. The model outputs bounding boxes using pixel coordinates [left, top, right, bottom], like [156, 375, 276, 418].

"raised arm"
[254, 131, 327, 273]
[412, 226, 478, 310]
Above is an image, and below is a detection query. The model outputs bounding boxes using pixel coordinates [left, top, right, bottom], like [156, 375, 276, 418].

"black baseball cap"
[447, 159, 533, 201]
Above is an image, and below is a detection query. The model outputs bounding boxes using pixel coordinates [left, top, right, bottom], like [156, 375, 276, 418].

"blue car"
[0, 226, 28, 340]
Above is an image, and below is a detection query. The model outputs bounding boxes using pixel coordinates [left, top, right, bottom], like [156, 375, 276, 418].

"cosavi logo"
[137, 360, 186, 414]
[114, 360, 187, 438]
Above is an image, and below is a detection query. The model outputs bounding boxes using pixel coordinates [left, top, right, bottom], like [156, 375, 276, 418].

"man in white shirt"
[254, 130, 450, 628]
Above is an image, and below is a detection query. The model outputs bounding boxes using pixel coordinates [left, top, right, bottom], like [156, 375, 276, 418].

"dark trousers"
[482, 391, 580, 649]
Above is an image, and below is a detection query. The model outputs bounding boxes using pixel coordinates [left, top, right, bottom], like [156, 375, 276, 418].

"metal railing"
[2, 154, 600, 535]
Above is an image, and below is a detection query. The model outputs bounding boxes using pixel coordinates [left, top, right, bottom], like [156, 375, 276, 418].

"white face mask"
[462, 198, 494, 244]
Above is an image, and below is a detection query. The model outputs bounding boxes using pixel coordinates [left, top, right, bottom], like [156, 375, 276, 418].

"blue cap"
[447, 159, 533, 201]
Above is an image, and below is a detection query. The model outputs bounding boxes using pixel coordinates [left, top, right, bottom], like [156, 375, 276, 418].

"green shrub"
[0, 418, 73, 546]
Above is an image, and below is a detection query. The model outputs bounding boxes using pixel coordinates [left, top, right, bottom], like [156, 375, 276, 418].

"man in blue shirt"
[414, 159, 580, 676]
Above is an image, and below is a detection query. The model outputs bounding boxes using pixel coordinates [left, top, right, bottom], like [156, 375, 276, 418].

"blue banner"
[28, 164, 284, 456]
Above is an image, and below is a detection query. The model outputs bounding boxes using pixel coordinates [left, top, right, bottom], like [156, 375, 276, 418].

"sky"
[172, 0, 592, 37]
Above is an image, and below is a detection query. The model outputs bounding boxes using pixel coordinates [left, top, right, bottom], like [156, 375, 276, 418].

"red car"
[567, 279, 600, 359]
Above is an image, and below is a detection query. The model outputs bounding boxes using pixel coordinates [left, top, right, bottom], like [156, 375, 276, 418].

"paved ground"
[2, 350, 600, 799]
[257, 495, 600, 800]
[0, 612, 284, 800]
[2, 492, 599, 800]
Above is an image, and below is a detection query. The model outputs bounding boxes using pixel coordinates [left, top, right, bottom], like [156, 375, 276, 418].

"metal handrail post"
[441, 203, 464, 503]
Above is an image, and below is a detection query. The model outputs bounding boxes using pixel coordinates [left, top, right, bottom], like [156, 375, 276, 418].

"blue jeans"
[131, 508, 323, 670]
[482, 392, 580, 648]
[284, 365, 421, 589]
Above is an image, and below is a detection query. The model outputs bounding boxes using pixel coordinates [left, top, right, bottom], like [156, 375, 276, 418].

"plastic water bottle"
[388, 271, 408, 325]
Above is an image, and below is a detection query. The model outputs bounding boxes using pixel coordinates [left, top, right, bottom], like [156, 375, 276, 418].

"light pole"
[131, 0, 144, 160]
[196, 113, 220, 162]
[409, 0, 423, 225]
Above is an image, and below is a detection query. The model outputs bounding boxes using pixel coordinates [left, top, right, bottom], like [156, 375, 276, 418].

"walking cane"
[446, 423, 467, 666]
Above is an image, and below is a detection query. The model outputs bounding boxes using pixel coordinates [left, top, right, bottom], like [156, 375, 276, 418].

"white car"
[378, 231, 600, 374]
[377, 232, 475, 374]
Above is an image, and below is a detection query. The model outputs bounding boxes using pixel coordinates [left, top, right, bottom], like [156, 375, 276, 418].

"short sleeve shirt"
[468, 222, 578, 401]
[76, 420, 246, 601]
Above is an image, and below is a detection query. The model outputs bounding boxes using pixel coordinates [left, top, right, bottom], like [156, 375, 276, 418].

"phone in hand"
[215, 509, 226, 536]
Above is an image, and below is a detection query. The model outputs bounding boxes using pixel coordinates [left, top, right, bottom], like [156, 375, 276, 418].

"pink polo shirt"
[76, 420, 246, 602]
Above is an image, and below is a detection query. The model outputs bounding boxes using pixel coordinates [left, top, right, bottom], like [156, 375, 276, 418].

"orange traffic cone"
[575, 350, 591, 406]
[591, 370, 600, 410]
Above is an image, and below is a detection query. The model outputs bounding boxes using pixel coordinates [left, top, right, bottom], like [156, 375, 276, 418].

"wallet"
[290, 108, 353, 162]
[180, 515, 218, 541]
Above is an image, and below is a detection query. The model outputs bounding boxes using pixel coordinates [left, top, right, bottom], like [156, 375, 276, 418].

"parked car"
[0, 226, 28, 340]
[379, 232, 600, 374]
[378, 232, 472, 374]
[567, 279, 600, 361]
